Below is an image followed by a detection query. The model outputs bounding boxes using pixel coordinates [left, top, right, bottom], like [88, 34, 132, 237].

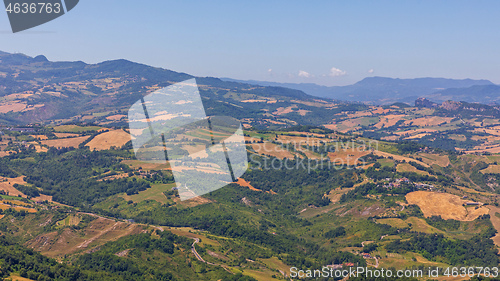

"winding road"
[191, 238, 206, 263]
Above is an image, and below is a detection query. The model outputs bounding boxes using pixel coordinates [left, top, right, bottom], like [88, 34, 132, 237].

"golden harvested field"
[30, 134, 48, 140]
[381, 135, 400, 141]
[0, 203, 36, 213]
[291, 99, 335, 108]
[121, 160, 170, 170]
[456, 185, 494, 197]
[27, 142, 48, 153]
[32, 194, 53, 202]
[181, 144, 208, 158]
[86, 130, 131, 150]
[374, 114, 406, 129]
[473, 127, 500, 137]
[404, 133, 430, 140]
[406, 217, 446, 234]
[0, 176, 27, 197]
[396, 163, 431, 176]
[240, 99, 268, 103]
[373, 150, 429, 167]
[53, 125, 102, 133]
[345, 110, 373, 118]
[0, 101, 26, 113]
[406, 191, 489, 221]
[54, 132, 79, 138]
[487, 205, 500, 248]
[371, 107, 391, 114]
[176, 195, 213, 208]
[394, 128, 438, 136]
[377, 217, 445, 235]
[327, 149, 369, 165]
[121, 183, 174, 204]
[377, 218, 409, 228]
[236, 178, 261, 191]
[273, 105, 296, 115]
[296, 109, 310, 116]
[277, 135, 329, 146]
[0, 151, 13, 157]
[464, 145, 500, 154]
[56, 215, 82, 227]
[326, 187, 354, 203]
[448, 134, 466, 141]
[251, 142, 296, 159]
[404, 116, 454, 127]
[28, 216, 143, 258]
[41, 136, 90, 148]
[480, 165, 500, 174]
[417, 153, 450, 167]
[106, 114, 127, 120]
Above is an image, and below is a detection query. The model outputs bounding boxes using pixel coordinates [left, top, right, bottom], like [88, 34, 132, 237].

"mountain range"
[222, 77, 499, 105]
[0, 51, 317, 126]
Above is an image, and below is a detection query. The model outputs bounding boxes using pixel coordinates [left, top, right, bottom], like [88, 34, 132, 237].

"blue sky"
[1, 0, 500, 86]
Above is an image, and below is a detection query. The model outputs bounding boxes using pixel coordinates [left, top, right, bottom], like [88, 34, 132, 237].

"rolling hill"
[0, 51, 326, 128]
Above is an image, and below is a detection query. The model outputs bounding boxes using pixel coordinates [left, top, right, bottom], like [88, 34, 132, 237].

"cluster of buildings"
[326, 263, 355, 269]
[382, 177, 409, 188]
[361, 253, 373, 259]
[382, 177, 435, 190]
[1, 127, 37, 133]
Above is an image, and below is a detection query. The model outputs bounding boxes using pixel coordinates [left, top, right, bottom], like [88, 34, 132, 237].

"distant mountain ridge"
[222, 77, 496, 105]
[0, 51, 326, 126]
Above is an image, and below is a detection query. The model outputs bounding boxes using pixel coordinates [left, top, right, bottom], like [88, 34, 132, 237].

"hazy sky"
[1, 0, 500, 86]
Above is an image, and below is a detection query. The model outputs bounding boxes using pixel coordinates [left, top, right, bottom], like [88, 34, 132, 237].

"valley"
[1, 123, 500, 280]
[1, 52, 500, 280]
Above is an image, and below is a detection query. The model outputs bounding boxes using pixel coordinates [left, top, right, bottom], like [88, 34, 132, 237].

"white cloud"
[368, 69, 374, 74]
[328, 67, 347, 77]
[298, 70, 311, 78]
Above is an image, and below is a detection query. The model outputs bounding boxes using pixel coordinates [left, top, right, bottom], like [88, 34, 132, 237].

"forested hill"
[0, 51, 325, 127]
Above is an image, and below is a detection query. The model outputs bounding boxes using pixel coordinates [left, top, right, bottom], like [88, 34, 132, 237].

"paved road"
[191, 238, 206, 263]
[77, 212, 232, 271]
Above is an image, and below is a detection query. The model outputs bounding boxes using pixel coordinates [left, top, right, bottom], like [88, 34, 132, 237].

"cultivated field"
[406, 191, 489, 221]
[480, 165, 500, 174]
[404, 116, 454, 127]
[121, 159, 170, 171]
[54, 132, 79, 138]
[273, 105, 296, 115]
[41, 136, 90, 148]
[396, 163, 431, 176]
[106, 114, 127, 120]
[53, 125, 102, 133]
[373, 151, 429, 167]
[0, 101, 26, 113]
[30, 134, 48, 140]
[0, 176, 28, 197]
[251, 142, 296, 159]
[487, 205, 500, 248]
[326, 187, 354, 203]
[86, 129, 131, 150]
[374, 114, 406, 129]
[236, 178, 261, 191]
[327, 144, 370, 165]
[377, 217, 446, 235]
[417, 153, 450, 167]
[28, 216, 143, 259]
[120, 183, 174, 204]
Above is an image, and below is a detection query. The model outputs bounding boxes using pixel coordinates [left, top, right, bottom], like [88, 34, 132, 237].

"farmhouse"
[464, 202, 480, 206]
